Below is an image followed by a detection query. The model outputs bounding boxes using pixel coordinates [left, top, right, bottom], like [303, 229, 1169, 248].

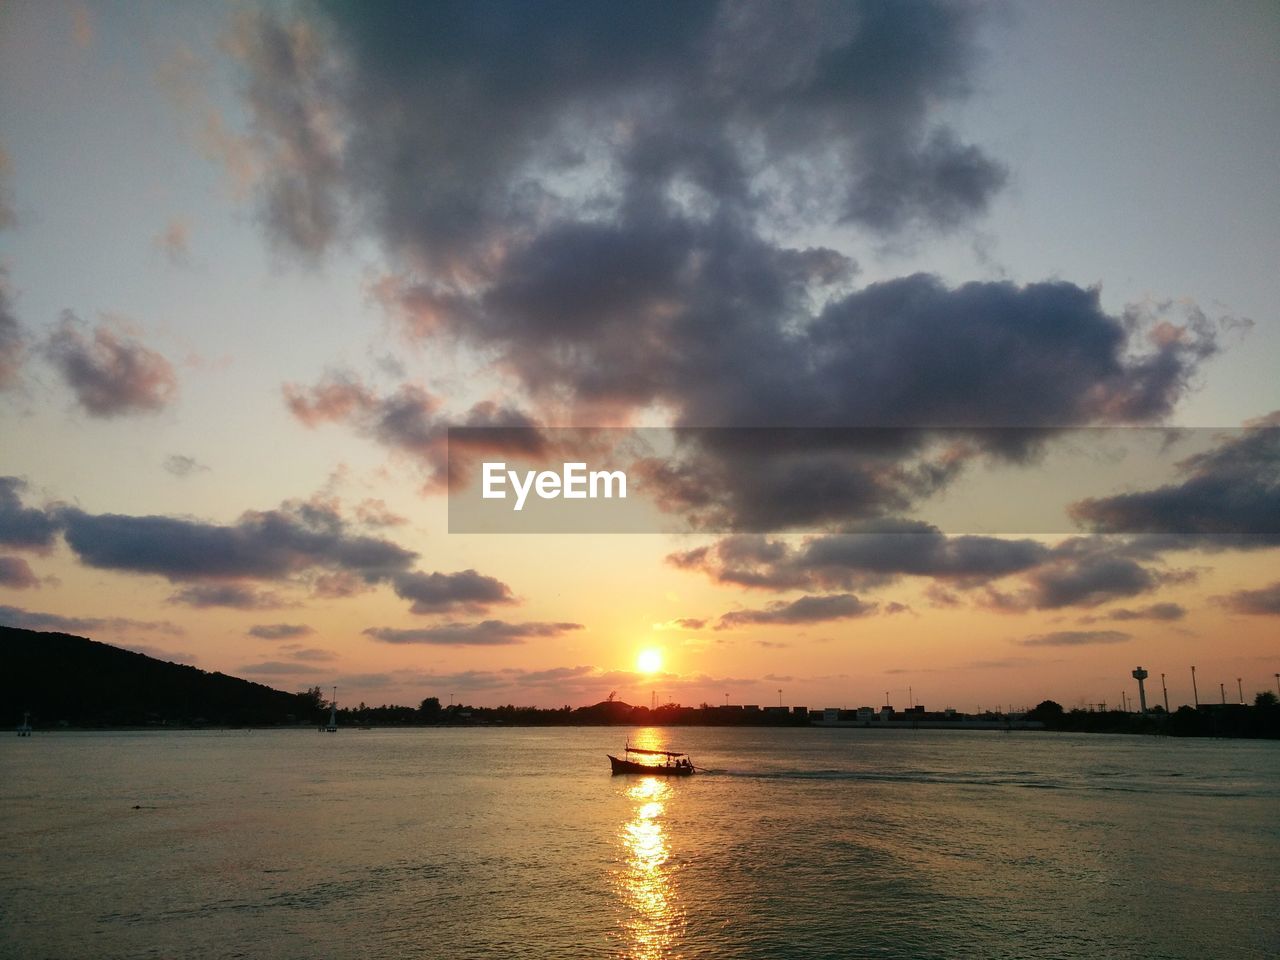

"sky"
[1, 0, 1278, 713]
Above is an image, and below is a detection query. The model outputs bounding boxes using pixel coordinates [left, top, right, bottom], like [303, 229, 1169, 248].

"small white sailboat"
[322, 686, 338, 732]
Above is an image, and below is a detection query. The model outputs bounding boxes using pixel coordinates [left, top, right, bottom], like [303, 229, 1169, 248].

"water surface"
[2, 727, 1277, 958]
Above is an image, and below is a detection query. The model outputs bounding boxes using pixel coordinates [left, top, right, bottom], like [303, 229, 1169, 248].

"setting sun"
[636, 649, 663, 674]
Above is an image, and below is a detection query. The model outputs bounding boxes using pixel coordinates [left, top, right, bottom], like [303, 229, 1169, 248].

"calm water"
[2, 727, 1277, 959]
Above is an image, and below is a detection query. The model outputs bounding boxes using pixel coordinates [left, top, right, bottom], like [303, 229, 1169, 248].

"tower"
[1131, 667, 1149, 714]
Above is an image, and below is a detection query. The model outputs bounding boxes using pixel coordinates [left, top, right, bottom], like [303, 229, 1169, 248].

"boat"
[608, 744, 696, 776]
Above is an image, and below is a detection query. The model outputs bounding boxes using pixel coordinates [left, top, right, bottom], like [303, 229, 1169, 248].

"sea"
[2, 727, 1277, 959]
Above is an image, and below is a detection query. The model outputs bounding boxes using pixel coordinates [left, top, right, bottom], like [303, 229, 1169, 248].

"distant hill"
[1, 626, 321, 728]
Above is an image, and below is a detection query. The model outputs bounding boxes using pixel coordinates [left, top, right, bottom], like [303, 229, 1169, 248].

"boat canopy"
[625, 745, 687, 757]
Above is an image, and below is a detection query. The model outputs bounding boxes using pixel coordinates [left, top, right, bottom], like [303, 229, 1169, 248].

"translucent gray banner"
[447, 425, 1280, 535]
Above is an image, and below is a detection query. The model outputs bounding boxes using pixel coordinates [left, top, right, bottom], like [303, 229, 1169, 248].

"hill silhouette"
[2, 626, 320, 728]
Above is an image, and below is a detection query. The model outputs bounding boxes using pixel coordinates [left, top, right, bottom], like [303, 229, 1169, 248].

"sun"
[636, 648, 663, 674]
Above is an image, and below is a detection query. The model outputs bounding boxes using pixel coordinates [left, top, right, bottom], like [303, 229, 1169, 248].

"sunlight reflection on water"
[618, 776, 685, 959]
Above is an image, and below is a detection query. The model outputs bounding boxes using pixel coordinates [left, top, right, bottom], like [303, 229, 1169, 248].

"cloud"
[284, 372, 543, 489]
[0, 604, 183, 635]
[653, 617, 707, 631]
[363, 620, 583, 646]
[233, 1, 1003, 266]
[222, 9, 346, 257]
[283, 371, 376, 427]
[1214, 581, 1280, 616]
[45, 313, 177, 417]
[0, 144, 14, 230]
[391, 569, 515, 614]
[1072, 414, 1280, 535]
[625, 287, 1217, 531]
[0, 478, 62, 549]
[59, 497, 417, 583]
[163, 454, 208, 478]
[248, 623, 314, 640]
[1020, 550, 1162, 610]
[153, 218, 191, 265]
[285, 646, 337, 662]
[0, 273, 24, 390]
[354, 499, 406, 527]
[240, 660, 323, 676]
[1087, 602, 1187, 622]
[223, 6, 1233, 538]
[1017, 630, 1131, 648]
[716, 594, 877, 629]
[671, 528, 1050, 592]
[168, 583, 289, 610]
[672, 528, 1191, 612]
[0, 556, 39, 588]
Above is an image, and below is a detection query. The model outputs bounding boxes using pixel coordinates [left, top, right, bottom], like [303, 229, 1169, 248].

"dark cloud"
[0, 604, 183, 635]
[798, 526, 1051, 588]
[45, 313, 177, 417]
[673, 528, 1051, 592]
[235, 1, 1001, 265]
[168, 583, 288, 610]
[363, 620, 583, 646]
[226, 4, 1233, 539]
[1018, 630, 1131, 647]
[310, 570, 374, 599]
[1021, 552, 1161, 610]
[0, 477, 61, 549]
[391, 569, 515, 615]
[163, 455, 208, 478]
[60, 498, 417, 583]
[1089, 602, 1187, 622]
[674, 528, 1190, 613]
[1072, 415, 1280, 535]
[628, 282, 1217, 531]
[717, 593, 876, 629]
[249, 623, 314, 640]
[284, 646, 337, 662]
[0, 556, 39, 588]
[1214, 582, 1280, 616]
[221, 5, 1241, 540]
